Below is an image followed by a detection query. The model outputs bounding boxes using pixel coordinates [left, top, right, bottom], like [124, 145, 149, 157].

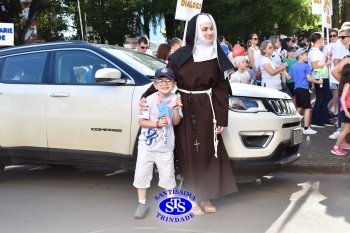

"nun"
[141, 13, 238, 215]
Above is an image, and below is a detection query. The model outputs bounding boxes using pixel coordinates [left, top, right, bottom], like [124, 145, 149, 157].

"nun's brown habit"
[143, 13, 237, 200]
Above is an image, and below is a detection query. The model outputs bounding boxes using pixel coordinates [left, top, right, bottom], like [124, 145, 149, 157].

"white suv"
[0, 41, 302, 182]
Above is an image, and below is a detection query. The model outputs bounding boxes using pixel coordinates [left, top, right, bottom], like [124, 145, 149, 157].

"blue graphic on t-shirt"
[143, 128, 159, 146]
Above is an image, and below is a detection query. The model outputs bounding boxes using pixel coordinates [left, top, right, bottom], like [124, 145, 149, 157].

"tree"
[340, 0, 350, 25]
[202, 0, 320, 45]
[332, 0, 339, 29]
[85, 0, 138, 45]
[2, 0, 71, 45]
[146, 0, 180, 42]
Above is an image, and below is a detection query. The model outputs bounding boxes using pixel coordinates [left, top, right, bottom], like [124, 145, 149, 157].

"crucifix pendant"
[194, 139, 200, 152]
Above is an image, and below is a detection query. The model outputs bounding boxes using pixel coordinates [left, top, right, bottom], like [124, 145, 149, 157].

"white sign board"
[0, 23, 14, 46]
[312, 0, 322, 14]
[175, 0, 203, 21]
[322, 0, 332, 29]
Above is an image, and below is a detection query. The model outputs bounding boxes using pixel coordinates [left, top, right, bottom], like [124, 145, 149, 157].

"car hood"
[231, 83, 291, 99]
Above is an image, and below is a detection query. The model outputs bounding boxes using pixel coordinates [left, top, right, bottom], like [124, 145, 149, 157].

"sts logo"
[154, 190, 195, 222]
[159, 197, 192, 215]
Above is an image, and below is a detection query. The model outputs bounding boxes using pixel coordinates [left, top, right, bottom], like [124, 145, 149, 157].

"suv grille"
[267, 99, 297, 115]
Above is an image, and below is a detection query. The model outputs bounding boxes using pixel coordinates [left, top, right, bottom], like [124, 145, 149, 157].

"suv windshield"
[96, 45, 166, 78]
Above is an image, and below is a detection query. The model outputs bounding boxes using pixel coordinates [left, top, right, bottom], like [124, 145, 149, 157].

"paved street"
[283, 123, 350, 174]
[1, 165, 350, 233]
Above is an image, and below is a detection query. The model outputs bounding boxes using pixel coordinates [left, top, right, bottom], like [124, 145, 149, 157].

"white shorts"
[133, 150, 176, 189]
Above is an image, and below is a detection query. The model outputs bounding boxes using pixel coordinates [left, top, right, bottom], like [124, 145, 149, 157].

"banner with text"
[312, 0, 322, 14]
[322, 0, 332, 29]
[0, 23, 14, 46]
[175, 0, 203, 21]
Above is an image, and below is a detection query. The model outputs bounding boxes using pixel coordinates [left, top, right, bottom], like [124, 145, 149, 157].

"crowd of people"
[132, 15, 350, 219]
[215, 25, 350, 151]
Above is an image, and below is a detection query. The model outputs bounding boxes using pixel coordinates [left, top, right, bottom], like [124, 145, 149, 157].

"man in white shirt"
[329, 24, 350, 140]
[135, 36, 153, 56]
[170, 38, 182, 53]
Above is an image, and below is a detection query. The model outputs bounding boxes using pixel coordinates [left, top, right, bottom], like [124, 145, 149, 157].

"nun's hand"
[139, 97, 148, 114]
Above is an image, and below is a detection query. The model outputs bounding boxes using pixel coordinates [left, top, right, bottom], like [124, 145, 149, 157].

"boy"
[133, 67, 182, 219]
[284, 48, 323, 135]
[283, 46, 297, 104]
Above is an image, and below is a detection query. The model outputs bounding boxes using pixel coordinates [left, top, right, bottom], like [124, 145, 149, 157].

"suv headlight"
[229, 97, 267, 113]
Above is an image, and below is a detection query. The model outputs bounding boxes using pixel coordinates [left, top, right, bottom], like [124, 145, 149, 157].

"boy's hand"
[325, 60, 332, 66]
[158, 116, 168, 127]
[318, 79, 323, 84]
[174, 96, 183, 110]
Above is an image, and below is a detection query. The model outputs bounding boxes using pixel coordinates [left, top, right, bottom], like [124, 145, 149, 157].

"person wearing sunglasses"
[135, 36, 153, 56]
[247, 33, 261, 82]
[323, 29, 339, 123]
[259, 40, 287, 91]
[329, 25, 350, 142]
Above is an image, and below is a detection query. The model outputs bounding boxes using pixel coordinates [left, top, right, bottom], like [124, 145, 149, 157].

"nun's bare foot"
[201, 200, 217, 213]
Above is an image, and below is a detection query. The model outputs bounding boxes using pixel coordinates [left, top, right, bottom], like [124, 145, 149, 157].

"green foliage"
[84, 0, 138, 45]
[4, 0, 336, 47]
[202, 0, 320, 45]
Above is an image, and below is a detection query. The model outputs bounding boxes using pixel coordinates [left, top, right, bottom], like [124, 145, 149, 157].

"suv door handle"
[49, 92, 69, 97]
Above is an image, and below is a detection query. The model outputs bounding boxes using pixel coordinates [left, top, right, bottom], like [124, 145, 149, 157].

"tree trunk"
[332, 0, 339, 28]
[164, 13, 175, 42]
[144, 15, 150, 38]
[341, 0, 350, 25]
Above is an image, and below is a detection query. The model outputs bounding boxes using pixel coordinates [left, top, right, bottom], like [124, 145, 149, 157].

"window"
[0, 52, 48, 84]
[54, 50, 118, 84]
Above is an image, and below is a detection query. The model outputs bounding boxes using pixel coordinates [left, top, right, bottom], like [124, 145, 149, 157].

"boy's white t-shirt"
[138, 92, 182, 152]
[323, 42, 337, 83]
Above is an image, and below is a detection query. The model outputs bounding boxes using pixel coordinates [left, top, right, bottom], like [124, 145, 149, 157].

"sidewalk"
[282, 124, 350, 174]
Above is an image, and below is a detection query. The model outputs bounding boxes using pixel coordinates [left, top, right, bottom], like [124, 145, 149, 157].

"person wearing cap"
[133, 67, 183, 219]
[283, 48, 323, 135]
[140, 13, 238, 215]
[283, 46, 298, 104]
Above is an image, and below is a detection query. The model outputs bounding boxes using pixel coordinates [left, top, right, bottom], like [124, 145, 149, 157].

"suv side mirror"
[95, 68, 126, 84]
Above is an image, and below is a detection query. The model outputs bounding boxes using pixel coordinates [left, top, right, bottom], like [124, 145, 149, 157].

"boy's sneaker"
[329, 130, 340, 140]
[303, 127, 317, 135]
[310, 124, 326, 128]
[134, 203, 149, 219]
[331, 146, 347, 155]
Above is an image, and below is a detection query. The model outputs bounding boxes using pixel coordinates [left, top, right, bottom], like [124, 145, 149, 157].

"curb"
[281, 163, 350, 174]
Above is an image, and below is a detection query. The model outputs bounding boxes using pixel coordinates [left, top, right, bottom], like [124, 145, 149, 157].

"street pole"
[84, 12, 88, 42]
[77, 0, 84, 41]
